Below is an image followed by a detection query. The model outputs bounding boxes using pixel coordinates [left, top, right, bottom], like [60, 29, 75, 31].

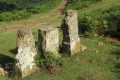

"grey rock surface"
[16, 27, 37, 78]
[38, 27, 59, 53]
[61, 10, 80, 55]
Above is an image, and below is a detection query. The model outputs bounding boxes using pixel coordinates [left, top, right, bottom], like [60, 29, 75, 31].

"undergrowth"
[64, 0, 102, 11]
[34, 50, 62, 67]
[0, 0, 62, 22]
[78, 5, 120, 38]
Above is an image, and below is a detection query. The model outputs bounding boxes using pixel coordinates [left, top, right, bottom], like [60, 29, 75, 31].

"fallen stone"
[80, 45, 87, 51]
[38, 27, 59, 57]
[61, 10, 80, 55]
[16, 27, 37, 78]
[0, 67, 8, 76]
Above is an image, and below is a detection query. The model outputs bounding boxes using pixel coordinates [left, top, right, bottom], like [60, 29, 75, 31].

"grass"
[0, 27, 120, 80]
[0, 0, 63, 32]
[0, 0, 120, 80]
[78, 0, 120, 14]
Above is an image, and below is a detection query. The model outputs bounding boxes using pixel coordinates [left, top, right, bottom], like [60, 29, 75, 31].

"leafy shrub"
[34, 50, 62, 67]
[26, 0, 61, 14]
[65, 0, 102, 11]
[0, 12, 13, 21]
[0, 0, 62, 22]
[12, 9, 31, 20]
[78, 5, 120, 38]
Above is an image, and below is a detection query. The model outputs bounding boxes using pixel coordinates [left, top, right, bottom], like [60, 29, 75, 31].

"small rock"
[0, 68, 4, 73]
[96, 50, 98, 53]
[97, 41, 103, 46]
[80, 45, 87, 51]
[0, 68, 8, 76]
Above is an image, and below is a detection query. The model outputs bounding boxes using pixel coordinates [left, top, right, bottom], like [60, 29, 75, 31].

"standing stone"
[16, 27, 37, 78]
[38, 27, 59, 53]
[61, 10, 80, 56]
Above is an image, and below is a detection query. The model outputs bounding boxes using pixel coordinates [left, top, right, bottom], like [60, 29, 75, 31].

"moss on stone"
[22, 65, 36, 78]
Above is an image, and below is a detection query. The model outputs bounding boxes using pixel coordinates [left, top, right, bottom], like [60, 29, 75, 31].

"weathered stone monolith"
[38, 27, 59, 54]
[16, 27, 37, 78]
[61, 10, 80, 56]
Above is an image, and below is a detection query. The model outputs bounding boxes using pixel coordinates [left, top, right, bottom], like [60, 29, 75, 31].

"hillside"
[0, 0, 120, 80]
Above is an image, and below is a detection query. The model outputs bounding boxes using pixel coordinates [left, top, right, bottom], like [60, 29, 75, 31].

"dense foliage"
[34, 50, 62, 68]
[65, 0, 102, 11]
[78, 5, 120, 38]
[0, 0, 62, 21]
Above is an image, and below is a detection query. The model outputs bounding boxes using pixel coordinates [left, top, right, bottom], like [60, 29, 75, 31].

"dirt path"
[31, 0, 67, 27]
[28, 0, 67, 23]
[0, 0, 67, 32]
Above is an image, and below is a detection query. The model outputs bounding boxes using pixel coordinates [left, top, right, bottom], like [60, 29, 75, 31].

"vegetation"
[0, 28, 120, 80]
[0, 0, 120, 80]
[65, 0, 120, 38]
[0, 0, 62, 21]
[78, 5, 120, 38]
[34, 50, 62, 67]
[65, 0, 102, 11]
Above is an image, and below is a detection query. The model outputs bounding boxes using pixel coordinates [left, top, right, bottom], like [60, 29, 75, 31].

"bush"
[34, 50, 62, 67]
[13, 9, 31, 20]
[0, 12, 13, 21]
[78, 5, 120, 38]
[65, 0, 102, 11]
[0, 10, 31, 21]
[26, 0, 62, 14]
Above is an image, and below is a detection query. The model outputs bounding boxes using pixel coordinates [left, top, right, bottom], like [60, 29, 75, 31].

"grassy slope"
[78, 0, 120, 14]
[0, 0, 120, 80]
[0, 27, 120, 80]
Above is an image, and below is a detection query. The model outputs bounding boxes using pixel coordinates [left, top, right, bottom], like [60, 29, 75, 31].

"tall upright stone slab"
[38, 27, 59, 53]
[16, 27, 37, 78]
[61, 10, 80, 56]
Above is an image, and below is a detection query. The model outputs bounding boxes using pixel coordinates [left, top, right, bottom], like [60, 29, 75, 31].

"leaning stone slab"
[16, 27, 37, 78]
[61, 10, 80, 56]
[38, 27, 59, 53]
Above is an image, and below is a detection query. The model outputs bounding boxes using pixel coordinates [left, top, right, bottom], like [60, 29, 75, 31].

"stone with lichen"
[16, 27, 37, 78]
[61, 10, 80, 56]
[38, 27, 59, 57]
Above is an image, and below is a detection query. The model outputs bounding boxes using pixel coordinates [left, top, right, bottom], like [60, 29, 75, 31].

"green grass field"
[0, 27, 120, 80]
[0, 0, 120, 80]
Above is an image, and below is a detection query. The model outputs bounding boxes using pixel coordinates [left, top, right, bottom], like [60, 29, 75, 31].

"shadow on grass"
[115, 63, 120, 69]
[9, 48, 18, 55]
[0, 54, 14, 68]
[111, 50, 120, 55]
